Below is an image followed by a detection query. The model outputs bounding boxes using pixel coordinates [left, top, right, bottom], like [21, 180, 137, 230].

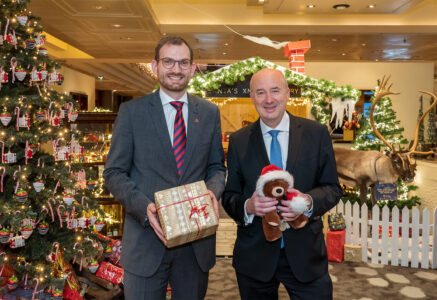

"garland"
[188, 57, 361, 124]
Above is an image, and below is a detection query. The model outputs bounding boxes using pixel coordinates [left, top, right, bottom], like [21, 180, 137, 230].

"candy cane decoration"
[23, 273, 28, 288]
[57, 205, 65, 228]
[14, 106, 20, 131]
[36, 207, 49, 226]
[72, 242, 79, 264]
[53, 242, 60, 260]
[11, 30, 17, 49]
[47, 198, 56, 222]
[81, 196, 87, 206]
[3, 18, 9, 41]
[78, 249, 84, 271]
[25, 140, 29, 164]
[32, 278, 39, 300]
[10, 57, 17, 84]
[67, 102, 74, 122]
[14, 181, 19, 194]
[0, 141, 4, 163]
[53, 180, 60, 195]
[0, 252, 6, 276]
[0, 66, 4, 90]
[37, 158, 40, 167]
[51, 139, 60, 154]
[0, 167, 5, 192]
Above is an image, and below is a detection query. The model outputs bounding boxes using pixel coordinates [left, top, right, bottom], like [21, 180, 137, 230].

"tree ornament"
[40, 67, 48, 79]
[87, 259, 99, 273]
[33, 177, 44, 192]
[38, 221, 49, 235]
[35, 109, 46, 121]
[0, 67, 8, 84]
[10, 235, 25, 248]
[15, 188, 28, 203]
[39, 47, 47, 55]
[14, 66, 26, 81]
[20, 224, 33, 239]
[25, 38, 35, 49]
[86, 179, 96, 190]
[94, 219, 105, 232]
[16, 14, 28, 26]
[0, 227, 11, 243]
[51, 288, 63, 299]
[7, 275, 19, 290]
[30, 66, 41, 82]
[1, 141, 17, 163]
[35, 35, 45, 47]
[63, 192, 74, 206]
[0, 111, 12, 126]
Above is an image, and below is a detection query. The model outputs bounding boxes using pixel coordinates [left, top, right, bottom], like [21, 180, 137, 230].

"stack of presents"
[326, 212, 362, 263]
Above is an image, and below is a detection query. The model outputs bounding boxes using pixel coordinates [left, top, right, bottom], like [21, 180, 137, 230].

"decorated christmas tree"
[417, 95, 425, 144]
[427, 97, 436, 145]
[353, 94, 408, 151]
[350, 86, 419, 209]
[0, 0, 104, 296]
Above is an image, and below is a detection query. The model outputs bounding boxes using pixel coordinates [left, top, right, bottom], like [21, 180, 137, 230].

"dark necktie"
[170, 101, 186, 175]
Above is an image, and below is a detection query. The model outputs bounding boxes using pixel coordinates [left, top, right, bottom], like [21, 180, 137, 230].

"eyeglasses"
[158, 58, 192, 70]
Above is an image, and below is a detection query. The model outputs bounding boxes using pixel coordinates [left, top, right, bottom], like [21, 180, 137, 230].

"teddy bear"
[256, 164, 310, 242]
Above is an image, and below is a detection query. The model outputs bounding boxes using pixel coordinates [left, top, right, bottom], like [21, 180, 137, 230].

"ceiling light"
[333, 4, 350, 10]
[307, 4, 315, 8]
[97, 76, 103, 81]
[341, 53, 346, 56]
[224, 42, 228, 46]
[222, 52, 227, 55]
[368, 4, 376, 8]
[127, 37, 132, 40]
[112, 24, 121, 28]
[361, 43, 366, 46]
[95, 6, 103, 10]
[258, 0, 265, 3]
[331, 38, 337, 42]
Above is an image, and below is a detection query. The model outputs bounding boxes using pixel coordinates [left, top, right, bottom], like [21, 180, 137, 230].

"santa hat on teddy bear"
[256, 164, 309, 214]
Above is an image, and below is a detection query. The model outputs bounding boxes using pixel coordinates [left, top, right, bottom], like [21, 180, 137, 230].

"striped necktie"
[170, 101, 186, 175]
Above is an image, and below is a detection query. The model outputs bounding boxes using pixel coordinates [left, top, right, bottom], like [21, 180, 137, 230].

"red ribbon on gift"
[156, 185, 210, 239]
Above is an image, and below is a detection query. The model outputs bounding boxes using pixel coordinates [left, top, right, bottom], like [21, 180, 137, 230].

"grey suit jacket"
[103, 90, 226, 277]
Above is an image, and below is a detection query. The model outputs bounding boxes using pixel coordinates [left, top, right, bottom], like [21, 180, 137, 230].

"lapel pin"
[195, 118, 199, 123]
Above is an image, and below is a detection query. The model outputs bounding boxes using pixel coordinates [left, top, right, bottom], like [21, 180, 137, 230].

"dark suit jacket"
[103, 90, 226, 277]
[222, 113, 342, 283]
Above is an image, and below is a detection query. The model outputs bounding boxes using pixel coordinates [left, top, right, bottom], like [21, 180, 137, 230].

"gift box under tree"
[155, 180, 218, 248]
[327, 230, 345, 262]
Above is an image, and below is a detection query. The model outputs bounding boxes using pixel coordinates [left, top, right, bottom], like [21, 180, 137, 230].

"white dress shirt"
[159, 89, 189, 146]
[244, 112, 313, 225]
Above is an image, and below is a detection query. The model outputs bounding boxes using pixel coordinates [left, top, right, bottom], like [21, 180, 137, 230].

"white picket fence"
[329, 201, 437, 269]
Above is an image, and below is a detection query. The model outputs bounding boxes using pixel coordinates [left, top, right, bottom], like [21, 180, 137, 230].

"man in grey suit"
[103, 36, 226, 300]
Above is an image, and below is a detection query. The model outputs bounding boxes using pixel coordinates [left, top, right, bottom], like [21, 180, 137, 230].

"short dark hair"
[154, 36, 193, 62]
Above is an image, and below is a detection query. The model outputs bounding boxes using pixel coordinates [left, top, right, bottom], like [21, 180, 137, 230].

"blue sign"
[363, 102, 372, 118]
[374, 183, 398, 202]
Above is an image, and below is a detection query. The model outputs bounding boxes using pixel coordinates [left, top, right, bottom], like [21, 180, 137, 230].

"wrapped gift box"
[155, 180, 218, 248]
[96, 261, 124, 285]
[327, 230, 345, 262]
[344, 244, 362, 262]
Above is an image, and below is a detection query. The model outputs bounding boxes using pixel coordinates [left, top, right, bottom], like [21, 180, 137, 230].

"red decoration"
[109, 239, 122, 267]
[96, 261, 124, 285]
[327, 230, 345, 262]
[63, 283, 83, 300]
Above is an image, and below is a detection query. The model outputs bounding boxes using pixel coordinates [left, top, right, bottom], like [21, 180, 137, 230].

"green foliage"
[188, 57, 361, 124]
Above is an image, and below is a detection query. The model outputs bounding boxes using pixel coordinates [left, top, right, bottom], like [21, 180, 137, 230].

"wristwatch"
[144, 215, 150, 227]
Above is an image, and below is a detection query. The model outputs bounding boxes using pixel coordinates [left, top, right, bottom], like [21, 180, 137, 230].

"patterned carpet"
[205, 258, 437, 300]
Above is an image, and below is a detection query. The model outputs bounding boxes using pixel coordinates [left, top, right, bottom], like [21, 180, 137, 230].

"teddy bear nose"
[272, 187, 284, 197]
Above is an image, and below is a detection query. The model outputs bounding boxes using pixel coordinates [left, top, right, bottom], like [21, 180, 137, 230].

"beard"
[158, 72, 190, 93]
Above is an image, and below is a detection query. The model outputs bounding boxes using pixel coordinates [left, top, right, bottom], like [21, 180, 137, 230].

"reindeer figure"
[334, 76, 437, 204]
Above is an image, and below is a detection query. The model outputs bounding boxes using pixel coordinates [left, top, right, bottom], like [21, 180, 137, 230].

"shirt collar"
[159, 89, 188, 106]
[260, 112, 289, 135]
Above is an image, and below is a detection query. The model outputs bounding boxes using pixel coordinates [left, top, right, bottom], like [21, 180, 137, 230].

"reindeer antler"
[370, 75, 400, 152]
[407, 91, 437, 162]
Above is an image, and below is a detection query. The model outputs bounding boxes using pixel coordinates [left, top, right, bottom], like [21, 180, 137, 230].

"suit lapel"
[146, 90, 179, 174]
[249, 120, 270, 169]
[179, 94, 200, 179]
[286, 113, 303, 174]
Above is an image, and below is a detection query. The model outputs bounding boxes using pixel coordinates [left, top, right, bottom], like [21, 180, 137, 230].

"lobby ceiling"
[28, 0, 437, 96]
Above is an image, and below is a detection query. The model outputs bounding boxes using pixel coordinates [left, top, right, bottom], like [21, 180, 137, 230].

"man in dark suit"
[222, 68, 342, 300]
[103, 36, 226, 300]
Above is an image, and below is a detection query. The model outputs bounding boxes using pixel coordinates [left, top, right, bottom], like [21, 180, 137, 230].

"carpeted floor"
[205, 257, 437, 300]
